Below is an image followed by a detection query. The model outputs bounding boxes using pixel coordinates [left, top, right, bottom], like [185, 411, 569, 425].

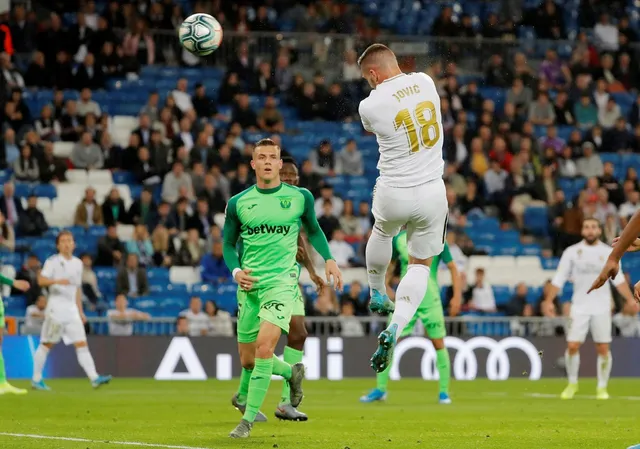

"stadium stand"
[2, 0, 640, 336]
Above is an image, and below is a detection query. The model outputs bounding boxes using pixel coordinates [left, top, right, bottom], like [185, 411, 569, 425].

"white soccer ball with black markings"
[179, 13, 223, 56]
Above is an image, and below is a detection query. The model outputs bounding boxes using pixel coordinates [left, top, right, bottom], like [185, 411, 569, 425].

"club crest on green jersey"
[279, 198, 292, 209]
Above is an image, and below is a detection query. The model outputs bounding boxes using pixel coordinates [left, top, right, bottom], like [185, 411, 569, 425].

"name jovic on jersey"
[359, 72, 445, 188]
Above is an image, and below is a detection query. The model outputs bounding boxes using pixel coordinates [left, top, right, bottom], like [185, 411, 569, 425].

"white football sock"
[597, 351, 612, 389]
[76, 346, 99, 382]
[32, 345, 50, 383]
[389, 264, 430, 334]
[565, 350, 580, 384]
[365, 228, 392, 294]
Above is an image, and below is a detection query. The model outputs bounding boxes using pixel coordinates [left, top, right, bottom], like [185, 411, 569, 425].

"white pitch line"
[525, 392, 640, 400]
[0, 433, 211, 449]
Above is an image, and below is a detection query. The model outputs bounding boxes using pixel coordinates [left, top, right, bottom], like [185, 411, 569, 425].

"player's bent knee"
[288, 318, 307, 349]
[566, 342, 580, 353]
[255, 343, 276, 359]
[74, 341, 88, 348]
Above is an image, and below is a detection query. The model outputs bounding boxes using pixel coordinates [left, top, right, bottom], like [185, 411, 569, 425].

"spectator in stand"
[171, 78, 193, 114]
[171, 197, 192, 235]
[576, 142, 604, 178]
[11, 4, 37, 55]
[1, 54, 24, 90]
[257, 96, 284, 133]
[129, 188, 157, 230]
[117, 253, 149, 297]
[503, 283, 534, 317]
[204, 301, 233, 337]
[604, 117, 633, 152]
[593, 188, 617, 224]
[96, 224, 124, 266]
[230, 163, 252, 195]
[133, 113, 153, 148]
[252, 61, 276, 95]
[309, 140, 337, 177]
[485, 54, 510, 88]
[35, 105, 61, 142]
[218, 72, 241, 105]
[466, 268, 497, 313]
[122, 18, 155, 66]
[315, 184, 343, 217]
[506, 77, 533, 116]
[599, 98, 622, 129]
[140, 91, 160, 122]
[318, 200, 340, 241]
[231, 92, 258, 130]
[133, 147, 161, 186]
[102, 187, 128, 226]
[574, 94, 598, 131]
[107, 294, 151, 336]
[18, 195, 48, 237]
[14, 254, 41, 305]
[339, 300, 364, 337]
[192, 83, 222, 120]
[594, 13, 618, 52]
[0, 211, 14, 252]
[126, 224, 155, 267]
[4, 100, 30, 135]
[296, 82, 323, 120]
[13, 145, 39, 182]
[60, 100, 83, 142]
[484, 159, 510, 220]
[299, 159, 322, 196]
[3, 129, 19, 168]
[619, 190, 640, 228]
[200, 240, 231, 285]
[539, 126, 566, 155]
[73, 53, 104, 90]
[24, 296, 46, 335]
[187, 197, 214, 239]
[339, 199, 363, 240]
[558, 146, 578, 178]
[528, 92, 556, 126]
[77, 88, 101, 119]
[337, 139, 364, 176]
[80, 252, 102, 310]
[199, 173, 226, 215]
[175, 228, 204, 267]
[71, 131, 103, 169]
[180, 296, 210, 337]
[39, 141, 67, 183]
[616, 53, 638, 92]
[357, 201, 373, 236]
[74, 187, 104, 227]
[162, 161, 193, 204]
[329, 229, 355, 268]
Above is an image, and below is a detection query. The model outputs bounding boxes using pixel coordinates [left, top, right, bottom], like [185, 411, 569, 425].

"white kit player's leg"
[592, 314, 613, 399]
[562, 313, 589, 399]
[389, 264, 430, 333]
[32, 314, 63, 390]
[76, 345, 98, 382]
[31, 345, 50, 384]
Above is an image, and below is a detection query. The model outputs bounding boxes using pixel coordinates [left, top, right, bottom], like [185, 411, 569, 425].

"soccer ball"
[179, 13, 223, 56]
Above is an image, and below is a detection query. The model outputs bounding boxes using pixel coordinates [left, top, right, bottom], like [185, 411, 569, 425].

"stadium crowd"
[1, 0, 640, 336]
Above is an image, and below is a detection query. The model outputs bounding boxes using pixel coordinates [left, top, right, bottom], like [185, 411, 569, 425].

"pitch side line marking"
[0, 433, 212, 449]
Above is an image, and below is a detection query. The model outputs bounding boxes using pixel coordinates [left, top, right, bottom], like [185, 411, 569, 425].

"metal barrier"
[139, 29, 613, 74]
[9, 315, 587, 338]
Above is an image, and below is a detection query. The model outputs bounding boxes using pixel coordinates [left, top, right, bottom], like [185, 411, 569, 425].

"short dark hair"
[281, 156, 297, 168]
[357, 43, 394, 66]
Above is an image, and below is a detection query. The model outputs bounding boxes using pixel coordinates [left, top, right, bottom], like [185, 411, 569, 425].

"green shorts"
[236, 283, 299, 343]
[392, 287, 446, 340]
[0, 299, 4, 329]
[292, 285, 305, 317]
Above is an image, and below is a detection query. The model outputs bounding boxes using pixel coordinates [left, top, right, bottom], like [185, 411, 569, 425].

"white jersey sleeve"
[551, 246, 574, 290]
[41, 256, 56, 279]
[359, 72, 444, 188]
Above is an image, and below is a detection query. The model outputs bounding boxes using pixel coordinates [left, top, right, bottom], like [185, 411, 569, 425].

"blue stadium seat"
[33, 184, 57, 199]
[523, 207, 549, 236]
[14, 183, 32, 198]
[112, 171, 136, 185]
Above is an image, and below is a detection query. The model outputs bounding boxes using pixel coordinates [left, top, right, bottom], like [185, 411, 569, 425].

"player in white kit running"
[31, 231, 112, 390]
[543, 219, 635, 400]
[357, 44, 448, 372]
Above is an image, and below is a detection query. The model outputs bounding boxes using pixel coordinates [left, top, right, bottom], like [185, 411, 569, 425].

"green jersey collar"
[256, 183, 283, 194]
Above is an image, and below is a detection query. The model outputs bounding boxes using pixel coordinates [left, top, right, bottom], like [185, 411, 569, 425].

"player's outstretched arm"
[0, 273, 28, 291]
[299, 188, 343, 291]
[297, 233, 325, 293]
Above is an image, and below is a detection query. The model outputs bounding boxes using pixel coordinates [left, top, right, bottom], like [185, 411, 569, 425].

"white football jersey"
[551, 240, 624, 314]
[41, 254, 83, 319]
[359, 72, 444, 188]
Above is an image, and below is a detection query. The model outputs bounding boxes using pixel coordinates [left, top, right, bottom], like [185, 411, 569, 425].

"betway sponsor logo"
[245, 224, 291, 236]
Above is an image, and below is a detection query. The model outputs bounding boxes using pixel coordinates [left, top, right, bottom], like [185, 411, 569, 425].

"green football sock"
[436, 348, 450, 394]
[243, 358, 273, 423]
[272, 354, 293, 379]
[236, 367, 252, 404]
[376, 357, 392, 393]
[279, 346, 303, 405]
[0, 351, 6, 384]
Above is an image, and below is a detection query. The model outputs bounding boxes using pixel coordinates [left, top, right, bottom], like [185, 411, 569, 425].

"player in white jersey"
[357, 44, 448, 373]
[543, 219, 635, 400]
[31, 231, 112, 390]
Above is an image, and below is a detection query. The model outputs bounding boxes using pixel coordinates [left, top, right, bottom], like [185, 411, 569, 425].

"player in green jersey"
[0, 273, 30, 394]
[231, 156, 325, 423]
[224, 139, 343, 438]
[361, 231, 461, 404]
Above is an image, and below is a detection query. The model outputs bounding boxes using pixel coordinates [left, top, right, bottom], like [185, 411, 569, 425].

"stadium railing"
[10, 315, 575, 337]
[140, 29, 640, 73]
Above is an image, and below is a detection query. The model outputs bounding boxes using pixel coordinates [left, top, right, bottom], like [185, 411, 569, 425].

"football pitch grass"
[1, 378, 639, 449]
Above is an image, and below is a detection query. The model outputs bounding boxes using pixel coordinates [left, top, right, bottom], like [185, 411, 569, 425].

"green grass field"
[1, 378, 639, 449]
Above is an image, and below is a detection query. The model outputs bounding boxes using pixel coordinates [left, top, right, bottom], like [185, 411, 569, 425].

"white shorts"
[40, 315, 87, 345]
[372, 178, 448, 259]
[566, 313, 612, 344]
